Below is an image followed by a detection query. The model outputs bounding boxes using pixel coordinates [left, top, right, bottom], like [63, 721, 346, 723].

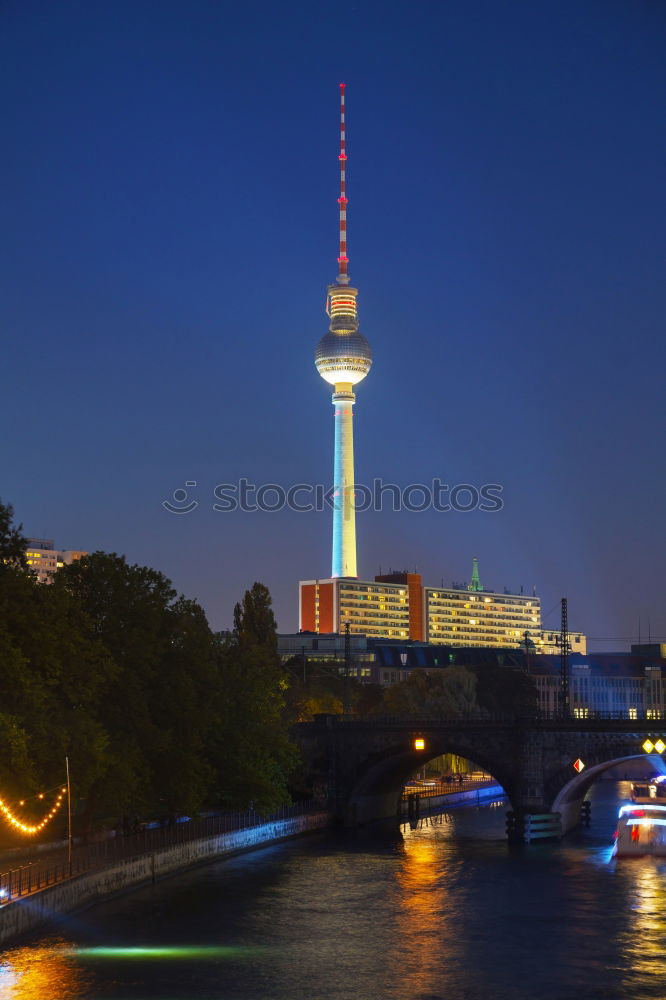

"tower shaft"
[332, 389, 357, 578]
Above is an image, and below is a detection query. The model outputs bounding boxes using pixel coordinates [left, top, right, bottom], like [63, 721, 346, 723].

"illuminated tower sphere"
[315, 84, 372, 579]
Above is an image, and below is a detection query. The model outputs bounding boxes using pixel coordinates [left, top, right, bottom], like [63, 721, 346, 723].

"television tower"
[315, 84, 372, 579]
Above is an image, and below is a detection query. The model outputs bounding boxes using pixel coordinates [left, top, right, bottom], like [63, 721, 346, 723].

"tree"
[233, 582, 278, 652]
[469, 663, 538, 716]
[58, 552, 178, 821]
[374, 667, 479, 717]
[58, 553, 222, 823]
[0, 555, 115, 843]
[0, 499, 27, 571]
[147, 596, 218, 817]
[282, 655, 384, 722]
[0, 505, 302, 836]
[212, 582, 299, 812]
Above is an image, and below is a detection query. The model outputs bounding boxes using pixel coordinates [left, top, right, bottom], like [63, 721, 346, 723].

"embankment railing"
[0, 800, 323, 904]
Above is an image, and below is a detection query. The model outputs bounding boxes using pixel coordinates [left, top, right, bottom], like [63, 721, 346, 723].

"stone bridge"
[295, 714, 664, 837]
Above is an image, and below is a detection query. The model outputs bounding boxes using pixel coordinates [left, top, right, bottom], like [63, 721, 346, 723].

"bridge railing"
[314, 712, 664, 726]
[402, 776, 499, 800]
[0, 800, 323, 906]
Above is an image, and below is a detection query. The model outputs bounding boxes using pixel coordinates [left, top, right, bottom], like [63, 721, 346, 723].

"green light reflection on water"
[68, 945, 261, 960]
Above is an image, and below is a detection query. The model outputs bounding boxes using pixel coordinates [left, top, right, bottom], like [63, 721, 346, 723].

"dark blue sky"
[2, 0, 664, 645]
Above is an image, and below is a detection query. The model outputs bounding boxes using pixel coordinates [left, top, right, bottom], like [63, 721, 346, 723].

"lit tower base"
[314, 85, 372, 579]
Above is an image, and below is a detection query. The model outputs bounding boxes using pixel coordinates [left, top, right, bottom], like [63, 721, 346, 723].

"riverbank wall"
[0, 810, 332, 946]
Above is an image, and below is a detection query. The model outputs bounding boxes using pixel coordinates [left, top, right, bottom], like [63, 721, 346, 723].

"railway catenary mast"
[315, 84, 372, 578]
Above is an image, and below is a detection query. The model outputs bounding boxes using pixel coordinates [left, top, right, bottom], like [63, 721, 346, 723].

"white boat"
[630, 775, 666, 804]
[612, 803, 666, 858]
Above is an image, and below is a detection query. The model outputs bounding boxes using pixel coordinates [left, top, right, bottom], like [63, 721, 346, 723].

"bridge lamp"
[643, 739, 666, 754]
[413, 738, 426, 751]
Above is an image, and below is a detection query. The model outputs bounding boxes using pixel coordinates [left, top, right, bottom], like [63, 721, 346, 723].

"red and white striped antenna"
[337, 83, 349, 284]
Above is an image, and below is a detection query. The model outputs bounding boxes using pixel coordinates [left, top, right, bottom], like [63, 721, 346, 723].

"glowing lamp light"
[643, 739, 655, 753]
[414, 738, 426, 751]
[0, 786, 68, 836]
[573, 758, 585, 773]
[656, 740, 666, 754]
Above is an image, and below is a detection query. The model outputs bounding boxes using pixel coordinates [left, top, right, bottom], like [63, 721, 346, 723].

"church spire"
[468, 556, 483, 592]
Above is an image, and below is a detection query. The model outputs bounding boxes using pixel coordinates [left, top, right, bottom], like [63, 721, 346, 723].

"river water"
[2, 781, 666, 1000]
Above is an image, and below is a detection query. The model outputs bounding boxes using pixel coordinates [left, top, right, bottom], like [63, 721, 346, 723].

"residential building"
[299, 577, 412, 639]
[534, 630, 587, 655]
[25, 538, 87, 584]
[299, 561, 554, 650]
[425, 586, 542, 648]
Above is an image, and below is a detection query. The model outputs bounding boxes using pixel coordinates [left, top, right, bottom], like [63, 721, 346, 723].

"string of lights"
[4, 782, 66, 809]
[0, 786, 68, 835]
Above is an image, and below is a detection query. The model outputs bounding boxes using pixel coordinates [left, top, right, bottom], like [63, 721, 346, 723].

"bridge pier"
[506, 810, 562, 843]
[553, 797, 587, 836]
[344, 790, 403, 827]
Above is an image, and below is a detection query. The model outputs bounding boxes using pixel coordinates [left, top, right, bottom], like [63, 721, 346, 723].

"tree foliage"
[0, 498, 27, 570]
[374, 667, 479, 717]
[233, 582, 278, 651]
[0, 502, 299, 843]
[469, 663, 538, 716]
[218, 583, 299, 810]
[0, 555, 114, 828]
[282, 657, 384, 722]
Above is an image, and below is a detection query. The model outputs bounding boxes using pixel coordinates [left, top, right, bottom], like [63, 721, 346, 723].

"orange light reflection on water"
[389, 825, 459, 999]
[0, 940, 90, 1000]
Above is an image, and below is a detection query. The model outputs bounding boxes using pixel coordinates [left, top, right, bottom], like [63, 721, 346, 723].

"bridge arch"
[344, 737, 512, 827]
[550, 754, 646, 829]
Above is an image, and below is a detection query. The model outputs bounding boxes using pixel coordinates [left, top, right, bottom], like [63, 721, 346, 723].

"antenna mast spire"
[337, 83, 349, 284]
